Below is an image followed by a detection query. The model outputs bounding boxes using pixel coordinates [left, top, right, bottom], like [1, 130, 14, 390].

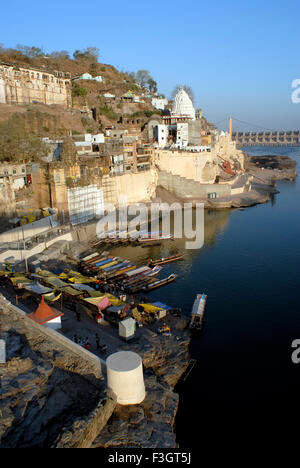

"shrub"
[72, 83, 88, 98]
[98, 105, 118, 121]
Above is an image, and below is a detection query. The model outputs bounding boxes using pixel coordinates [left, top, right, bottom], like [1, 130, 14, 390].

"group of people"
[71, 333, 108, 354]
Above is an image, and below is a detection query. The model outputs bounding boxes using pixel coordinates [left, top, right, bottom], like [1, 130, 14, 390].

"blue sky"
[1, 0, 299, 131]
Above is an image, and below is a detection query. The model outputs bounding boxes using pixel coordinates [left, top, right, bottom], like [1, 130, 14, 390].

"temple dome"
[172, 87, 195, 120]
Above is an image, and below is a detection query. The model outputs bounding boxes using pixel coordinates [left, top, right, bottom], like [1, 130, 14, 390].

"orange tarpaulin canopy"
[28, 296, 63, 325]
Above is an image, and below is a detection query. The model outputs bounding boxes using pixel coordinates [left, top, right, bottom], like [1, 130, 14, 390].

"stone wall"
[102, 169, 157, 206]
[0, 298, 102, 381]
[157, 170, 231, 200]
[154, 135, 245, 184]
[0, 214, 57, 243]
[0, 296, 119, 448]
[155, 149, 218, 183]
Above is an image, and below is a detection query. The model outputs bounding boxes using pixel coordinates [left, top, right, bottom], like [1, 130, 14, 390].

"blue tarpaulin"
[152, 301, 172, 310]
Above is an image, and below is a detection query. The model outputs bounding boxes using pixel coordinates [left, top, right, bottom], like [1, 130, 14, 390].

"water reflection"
[111, 208, 231, 268]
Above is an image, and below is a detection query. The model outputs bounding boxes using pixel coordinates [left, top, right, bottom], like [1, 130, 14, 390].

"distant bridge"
[232, 130, 300, 147]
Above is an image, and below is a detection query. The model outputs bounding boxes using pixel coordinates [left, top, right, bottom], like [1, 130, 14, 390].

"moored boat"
[142, 273, 177, 291]
[189, 293, 207, 331]
[148, 253, 183, 266]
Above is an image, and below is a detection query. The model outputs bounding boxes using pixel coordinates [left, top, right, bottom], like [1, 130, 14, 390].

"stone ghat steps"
[157, 170, 232, 199]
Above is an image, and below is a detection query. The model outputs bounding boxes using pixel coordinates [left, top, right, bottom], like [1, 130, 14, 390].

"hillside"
[0, 50, 161, 136]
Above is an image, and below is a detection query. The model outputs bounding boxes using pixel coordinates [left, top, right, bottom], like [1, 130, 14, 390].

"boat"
[142, 274, 178, 292]
[148, 253, 183, 266]
[120, 266, 162, 287]
[138, 234, 173, 244]
[126, 278, 156, 293]
[80, 252, 110, 265]
[189, 293, 207, 331]
[141, 242, 162, 248]
[105, 264, 137, 279]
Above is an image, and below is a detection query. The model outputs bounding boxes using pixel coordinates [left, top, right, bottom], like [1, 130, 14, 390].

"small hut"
[28, 297, 64, 331]
[119, 317, 136, 341]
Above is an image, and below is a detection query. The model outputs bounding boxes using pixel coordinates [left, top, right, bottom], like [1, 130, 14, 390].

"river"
[112, 145, 300, 449]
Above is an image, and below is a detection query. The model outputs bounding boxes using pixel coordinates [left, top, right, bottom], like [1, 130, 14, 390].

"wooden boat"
[105, 264, 137, 279]
[148, 253, 183, 266]
[138, 234, 173, 244]
[141, 242, 162, 248]
[189, 293, 207, 331]
[127, 278, 156, 293]
[142, 274, 178, 292]
[120, 266, 162, 287]
[125, 273, 158, 290]
[80, 252, 110, 265]
[102, 260, 129, 273]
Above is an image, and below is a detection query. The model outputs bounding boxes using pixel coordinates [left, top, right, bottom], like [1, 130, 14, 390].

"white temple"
[172, 87, 195, 120]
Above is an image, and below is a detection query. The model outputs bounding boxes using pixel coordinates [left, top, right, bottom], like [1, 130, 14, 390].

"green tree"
[89, 62, 99, 77]
[147, 78, 157, 94]
[72, 82, 88, 98]
[136, 70, 151, 88]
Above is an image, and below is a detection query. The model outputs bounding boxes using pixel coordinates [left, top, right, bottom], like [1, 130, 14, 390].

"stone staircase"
[157, 169, 231, 200]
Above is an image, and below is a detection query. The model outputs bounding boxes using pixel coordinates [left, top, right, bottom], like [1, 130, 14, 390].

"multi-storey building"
[0, 62, 72, 108]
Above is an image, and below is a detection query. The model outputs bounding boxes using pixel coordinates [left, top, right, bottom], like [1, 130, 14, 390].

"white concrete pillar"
[106, 351, 145, 405]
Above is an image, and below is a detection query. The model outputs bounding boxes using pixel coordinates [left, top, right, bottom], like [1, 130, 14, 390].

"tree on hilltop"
[49, 50, 70, 59]
[133, 70, 158, 93]
[16, 44, 44, 58]
[73, 47, 100, 62]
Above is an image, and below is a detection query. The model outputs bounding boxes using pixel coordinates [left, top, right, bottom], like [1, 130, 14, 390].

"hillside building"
[0, 62, 72, 108]
[152, 88, 203, 148]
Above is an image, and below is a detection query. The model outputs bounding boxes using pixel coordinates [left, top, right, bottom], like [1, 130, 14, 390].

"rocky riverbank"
[206, 153, 297, 209]
[91, 315, 191, 448]
[155, 154, 297, 210]
[0, 291, 191, 448]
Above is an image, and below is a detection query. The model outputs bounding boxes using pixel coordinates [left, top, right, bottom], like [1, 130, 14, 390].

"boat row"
[79, 250, 179, 293]
[90, 232, 173, 249]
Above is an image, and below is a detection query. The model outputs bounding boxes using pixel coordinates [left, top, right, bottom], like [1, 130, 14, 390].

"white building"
[73, 133, 105, 154]
[152, 97, 168, 111]
[73, 72, 103, 82]
[154, 124, 169, 147]
[119, 317, 136, 341]
[176, 123, 189, 147]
